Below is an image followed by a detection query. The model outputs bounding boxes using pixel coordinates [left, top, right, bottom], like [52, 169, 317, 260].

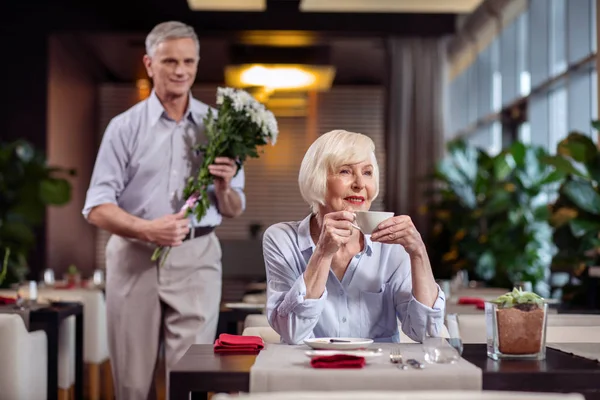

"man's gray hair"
[145, 21, 200, 58]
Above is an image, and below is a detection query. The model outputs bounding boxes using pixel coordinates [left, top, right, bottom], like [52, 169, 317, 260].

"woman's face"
[323, 159, 376, 214]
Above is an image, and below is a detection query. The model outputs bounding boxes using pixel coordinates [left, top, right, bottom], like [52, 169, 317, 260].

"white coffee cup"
[353, 211, 394, 234]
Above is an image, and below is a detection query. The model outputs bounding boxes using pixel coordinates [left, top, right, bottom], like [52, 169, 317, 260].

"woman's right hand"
[315, 211, 356, 256]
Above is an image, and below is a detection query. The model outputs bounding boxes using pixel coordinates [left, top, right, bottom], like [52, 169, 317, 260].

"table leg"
[31, 315, 59, 400]
[75, 312, 84, 400]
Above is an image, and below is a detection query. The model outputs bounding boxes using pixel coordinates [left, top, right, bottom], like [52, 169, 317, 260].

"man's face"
[143, 37, 199, 98]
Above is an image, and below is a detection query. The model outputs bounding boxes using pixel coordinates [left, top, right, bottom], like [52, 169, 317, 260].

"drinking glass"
[445, 313, 463, 356]
[92, 269, 105, 286]
[422, 315, 460, 364]
[43, 268, 55, 287]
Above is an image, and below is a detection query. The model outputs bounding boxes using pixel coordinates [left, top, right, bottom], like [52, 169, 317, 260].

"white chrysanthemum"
[216, 87, 278, 144]
[263, 110, 278, 144]
[216, 87, 235, 105]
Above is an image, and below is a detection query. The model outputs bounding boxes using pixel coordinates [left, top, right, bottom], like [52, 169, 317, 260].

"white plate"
[224, 302, 265, 310]
[303, 337, 374, 350]
[305, 350, 382, 360]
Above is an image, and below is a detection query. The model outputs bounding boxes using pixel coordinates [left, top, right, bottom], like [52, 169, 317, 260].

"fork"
[389, 348, 408, 370]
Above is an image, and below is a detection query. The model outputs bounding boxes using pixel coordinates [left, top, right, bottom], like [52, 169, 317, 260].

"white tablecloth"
[548, 343, 600, 362]
[250, 343, 482, 393]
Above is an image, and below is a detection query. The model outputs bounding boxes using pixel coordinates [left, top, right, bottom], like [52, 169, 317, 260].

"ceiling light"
[299, 0, 483, 14]
[238, 31, 319, 47]
[225, 64, 335, 91]
[187, 0, 265, 11]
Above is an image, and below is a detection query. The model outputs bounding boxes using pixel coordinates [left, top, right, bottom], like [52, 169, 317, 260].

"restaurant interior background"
[2, 0, 600, 311]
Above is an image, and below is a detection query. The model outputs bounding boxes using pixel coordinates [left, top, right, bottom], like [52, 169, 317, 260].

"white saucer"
[304, 337, 374, 350]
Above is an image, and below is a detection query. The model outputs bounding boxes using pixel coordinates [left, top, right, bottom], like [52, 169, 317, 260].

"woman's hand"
[315, 211, 356, 256]
[372, 215, 439, 307]
[370, 215, 426, 258]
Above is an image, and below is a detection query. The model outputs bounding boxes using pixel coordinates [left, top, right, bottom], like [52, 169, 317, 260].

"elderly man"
[83, 21, 245, 400]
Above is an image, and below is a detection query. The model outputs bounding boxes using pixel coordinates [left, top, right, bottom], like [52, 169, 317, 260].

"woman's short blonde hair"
[298, 129, 379, 214]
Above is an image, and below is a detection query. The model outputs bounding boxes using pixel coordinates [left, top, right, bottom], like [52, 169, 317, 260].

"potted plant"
[0, 139, 74, 287]
[427, 140, 561, 295]
[65, 264, 81, 287]
[485, 288, 548, 360]
[544, 127, 600, 309]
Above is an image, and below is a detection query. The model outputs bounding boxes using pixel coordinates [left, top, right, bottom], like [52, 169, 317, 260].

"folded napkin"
[54, 283, 78, 290]
[310, 354, 366, 369]
[214, 333, 264, 353]
[458, 297, 485, 308]
[0, 296, 16, 305]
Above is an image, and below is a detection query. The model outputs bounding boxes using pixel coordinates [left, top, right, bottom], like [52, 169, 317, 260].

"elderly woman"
[262, 129, 445, 344]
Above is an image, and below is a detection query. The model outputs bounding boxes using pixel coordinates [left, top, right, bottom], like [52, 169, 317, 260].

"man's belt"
[184, 226, 215, 241]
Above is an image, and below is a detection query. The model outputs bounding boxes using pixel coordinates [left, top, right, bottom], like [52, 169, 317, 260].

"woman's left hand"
[370, 215, 425, 257]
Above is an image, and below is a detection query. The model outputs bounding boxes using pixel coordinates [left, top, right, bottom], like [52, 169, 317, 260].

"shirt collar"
[147, 90, 198, 127]
[297, 213, 373, 256]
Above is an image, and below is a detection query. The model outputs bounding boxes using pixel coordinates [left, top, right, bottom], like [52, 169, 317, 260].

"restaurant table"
[170, 343, 600, 400]
[30, 302, 84, 400]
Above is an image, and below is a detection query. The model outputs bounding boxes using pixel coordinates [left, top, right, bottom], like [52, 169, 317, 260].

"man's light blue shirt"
[82, 90, 245, 226]
[263, 214, 445, 345]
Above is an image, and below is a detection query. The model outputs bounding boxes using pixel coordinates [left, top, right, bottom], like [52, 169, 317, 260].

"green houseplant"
[545, 128, 600, 308]
[0, 140, 74, 287]
[425, 140, 492, 280]
[427, 140, 561, 294]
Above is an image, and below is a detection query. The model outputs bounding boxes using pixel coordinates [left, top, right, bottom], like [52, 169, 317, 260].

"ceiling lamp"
[225, 45, 336, 92]
[187, 0, 265, 11]
[299, 0, 483, 14]
[225, 64, 334, 91]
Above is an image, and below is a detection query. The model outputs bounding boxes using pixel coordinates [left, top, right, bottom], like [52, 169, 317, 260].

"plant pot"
[65, 273, 81, 287]
[485, 301, 548, 360]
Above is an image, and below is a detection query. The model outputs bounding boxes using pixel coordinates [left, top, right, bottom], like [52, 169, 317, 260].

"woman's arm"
[263, 226, 328, 344]
[371, 215, 445, 341]
[390, 249, 446, 342]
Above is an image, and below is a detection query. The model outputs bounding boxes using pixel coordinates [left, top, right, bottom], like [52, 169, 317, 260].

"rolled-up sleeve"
[263, 226, 326, 344]
[82, 117, 129, 219]
[391, 252, 446, 343]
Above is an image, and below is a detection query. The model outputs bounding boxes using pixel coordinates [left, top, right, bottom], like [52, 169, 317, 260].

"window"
[549, 0, 567, 76]
[548, 86, 568, 153]
[517, 11, 531, 96]
[448, 0, 597, 151]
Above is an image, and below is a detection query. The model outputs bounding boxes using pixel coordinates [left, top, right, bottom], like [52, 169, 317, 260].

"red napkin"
[54, 283, 78, 290]
[458, 297, 485, 309]
[310, 354, 366, 369]
[0, 296, 16, 305]
[214, 333, 264, 353]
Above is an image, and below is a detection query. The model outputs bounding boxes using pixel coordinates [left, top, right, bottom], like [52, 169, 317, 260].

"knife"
[407, 359, 425, 369]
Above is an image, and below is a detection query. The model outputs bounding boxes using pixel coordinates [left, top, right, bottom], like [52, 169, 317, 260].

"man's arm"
[215, 188, 243, 218]
[88, 204, 189, 246]
[82, 118, 189, 246]
[209, 157, 246, 218]
[88, 204, 148, 240]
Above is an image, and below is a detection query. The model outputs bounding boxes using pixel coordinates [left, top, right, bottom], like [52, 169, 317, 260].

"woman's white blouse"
[263, 214, 446, 344]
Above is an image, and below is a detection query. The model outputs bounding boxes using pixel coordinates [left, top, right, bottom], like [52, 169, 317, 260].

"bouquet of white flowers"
[151, 87, 279, 265]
